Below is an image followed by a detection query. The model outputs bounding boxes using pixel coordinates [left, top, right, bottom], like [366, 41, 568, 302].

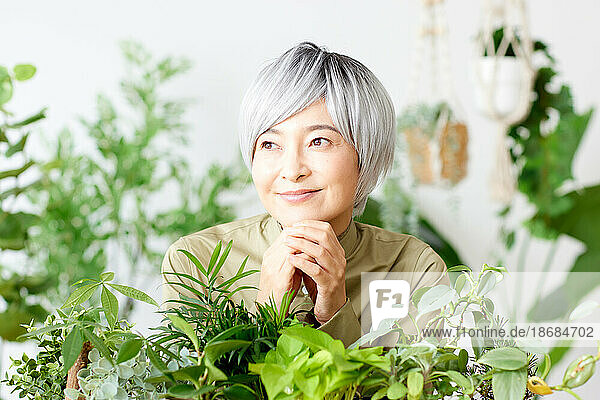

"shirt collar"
[264, 213, 359, 260]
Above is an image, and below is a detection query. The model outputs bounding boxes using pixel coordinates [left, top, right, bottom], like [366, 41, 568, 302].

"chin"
[270, 208, 328, 226]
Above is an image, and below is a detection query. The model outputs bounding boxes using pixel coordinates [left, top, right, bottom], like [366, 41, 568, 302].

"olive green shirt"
[161, 212, 449, 348]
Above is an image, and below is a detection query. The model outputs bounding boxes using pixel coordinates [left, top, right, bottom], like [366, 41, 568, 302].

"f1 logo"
[369, 279, 410, 332]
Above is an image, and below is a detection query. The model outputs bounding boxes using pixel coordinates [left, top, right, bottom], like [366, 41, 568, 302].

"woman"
[161, 42, 449, 348]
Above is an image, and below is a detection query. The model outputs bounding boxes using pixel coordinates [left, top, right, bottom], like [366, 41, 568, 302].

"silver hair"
[238, 41, 396, 217]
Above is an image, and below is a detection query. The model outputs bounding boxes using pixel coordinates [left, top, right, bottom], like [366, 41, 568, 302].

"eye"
[311, 137, 331, 147]
[259, 141, 276, 150]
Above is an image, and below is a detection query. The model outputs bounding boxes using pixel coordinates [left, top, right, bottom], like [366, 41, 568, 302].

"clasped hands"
[256, 220, 347, 325]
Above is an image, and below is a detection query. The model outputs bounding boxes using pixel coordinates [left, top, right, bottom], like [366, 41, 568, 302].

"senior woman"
[161, 42, 449, 348]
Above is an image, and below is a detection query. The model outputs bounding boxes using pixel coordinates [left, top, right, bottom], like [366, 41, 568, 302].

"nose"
[280, 147, 310, 182]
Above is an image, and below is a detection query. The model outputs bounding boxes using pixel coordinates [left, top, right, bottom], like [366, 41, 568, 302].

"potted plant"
[397, 102, 468, 186]
[472, 26, 535, 120]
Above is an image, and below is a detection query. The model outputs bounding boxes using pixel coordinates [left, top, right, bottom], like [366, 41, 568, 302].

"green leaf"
[387, 382, 408, 399]
[407, 371, 423, 399]
[0, 66, 12, 105]
[492, 368, 527, 400]
[417, 285, 457, 318]
[166, 314, 199, 353]
[100, 272, 115, 282]
[446, 265, 471, 273]
[207, 240, 222, 275]
[280, 325, 337, 353]
[168, 384, 200, 398]
[61, 283, 99, 308]
[107, 283, 157, 306]
[62, 327, 84, 373]
[537, 353, 552, 380]
[478, 347, 528, 370]
[176, 249, 208, 277]
[5, 133, 28, 157]
[116, 338, 143, 364]
[82, 327, 114, 365]
[13, 64, 36, 81]
[101, 286, 118, 326]
[443, 370, 474, 394]
[223, 384, 256, 400]
[476, 271, 497, 296]
[146, 343, 168, 373]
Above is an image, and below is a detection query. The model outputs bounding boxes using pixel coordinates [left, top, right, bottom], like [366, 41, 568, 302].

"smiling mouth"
[278, 189, 321, 202]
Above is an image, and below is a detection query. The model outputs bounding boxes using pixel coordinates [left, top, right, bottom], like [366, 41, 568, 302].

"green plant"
[248, 325, 391, 400]
[149, 240, 305, 399]
[0, 63, 55, 341]
[496, 37, 596, 364]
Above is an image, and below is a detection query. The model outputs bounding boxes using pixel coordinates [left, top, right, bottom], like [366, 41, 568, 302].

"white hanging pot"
[472, 56, 528, 119]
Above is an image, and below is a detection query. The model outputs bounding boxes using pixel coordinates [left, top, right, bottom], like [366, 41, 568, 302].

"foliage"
[0, 63, 54, 340]
[3, 314, 66, 399]
[3, 272, 164, 399]
[248, 325, 390, 400]
[149, 239, 305, 399]
[1, 42, 249, 345]
[497, 37, 597, 364]
[5, 239, 600, 399]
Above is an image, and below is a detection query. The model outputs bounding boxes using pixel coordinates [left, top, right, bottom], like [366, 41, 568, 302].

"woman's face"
[251, 99, 359, 235]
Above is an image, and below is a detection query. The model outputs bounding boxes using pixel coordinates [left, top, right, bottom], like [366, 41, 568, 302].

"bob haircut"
[238, 41, 396, 217]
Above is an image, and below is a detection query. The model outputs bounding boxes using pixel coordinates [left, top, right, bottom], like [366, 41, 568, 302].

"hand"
[283, 220, 347, 324]
[256, 227, 305, 310]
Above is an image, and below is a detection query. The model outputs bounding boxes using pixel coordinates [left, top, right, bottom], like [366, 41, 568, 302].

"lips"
[279, 189, 320, 195]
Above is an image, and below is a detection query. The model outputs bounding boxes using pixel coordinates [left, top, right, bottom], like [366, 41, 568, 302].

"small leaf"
[100, 272, 115, 282]
[13, 64, 36, 81]
[107, 283, 158, 306]
[447, 265, 471, 273]
[167, 314, 199, 353]
[537, 353, 552, 380]
[478, 347, 528, 370]
[101, 286, 118, 326]
[116, 338, 143, 364]
[477, 271, 497, 296]
[61, 283, 100, 309]
[62, 327, 84, 373]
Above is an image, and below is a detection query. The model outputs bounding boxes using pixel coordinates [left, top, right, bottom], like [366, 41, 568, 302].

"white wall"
[2, 1, 599, 398]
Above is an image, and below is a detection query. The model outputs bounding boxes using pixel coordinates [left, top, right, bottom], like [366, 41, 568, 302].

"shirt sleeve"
[400, 245, 450, 335]
[316, 297, 363, 348]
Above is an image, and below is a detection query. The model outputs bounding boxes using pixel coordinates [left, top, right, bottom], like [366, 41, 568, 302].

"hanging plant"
[398, 102, 468, 186]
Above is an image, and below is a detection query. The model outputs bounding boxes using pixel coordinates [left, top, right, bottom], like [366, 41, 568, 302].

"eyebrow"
[265, 124, 340, 135]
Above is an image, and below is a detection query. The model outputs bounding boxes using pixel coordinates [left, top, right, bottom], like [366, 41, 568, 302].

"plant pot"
[404, 127, 434, 185]
[439, 122, 468, 184]
[472, 56, 528, 119]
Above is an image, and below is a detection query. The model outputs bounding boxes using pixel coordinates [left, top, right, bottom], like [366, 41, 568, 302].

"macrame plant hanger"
[401, 0, 469, 187]
[473, 0, 535, 204]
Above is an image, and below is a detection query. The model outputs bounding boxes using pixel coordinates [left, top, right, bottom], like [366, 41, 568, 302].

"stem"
[512, 234, 531, 321]
[559, 387, 583, 400]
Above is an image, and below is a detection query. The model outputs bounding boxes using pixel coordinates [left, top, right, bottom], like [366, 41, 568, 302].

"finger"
[287, 254, 329, 288]
[286, 225, 343, 259]
[285, 236, 334, 267]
